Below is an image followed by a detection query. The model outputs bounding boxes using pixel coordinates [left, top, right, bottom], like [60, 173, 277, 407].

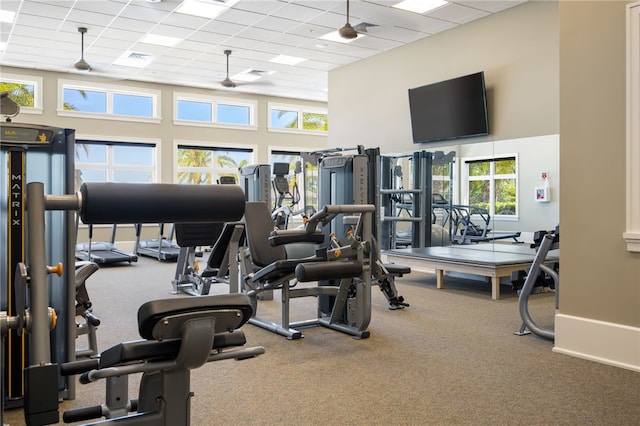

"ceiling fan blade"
[353, 22, 377, 33]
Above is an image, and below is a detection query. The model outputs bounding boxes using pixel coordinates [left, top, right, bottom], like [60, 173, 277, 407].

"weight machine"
[316, 146, 410, 310]
[2, 181, 262, 424]
[241, 201, 375, 339]
[379, 151, 455, 250]
[1, 121, 77, 416]
[171, 221, 245, 296]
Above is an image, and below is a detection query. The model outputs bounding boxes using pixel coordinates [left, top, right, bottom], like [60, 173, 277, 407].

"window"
[75, 140, 157, 190]
[174, 92, 256, 129]
[59, 80, 160, 122]
[0, 73, 43, 114]
[462, 156, 518, 218]
[176, 144, 253, 184]
[268, 102, 328, 134]
[432, 161, 453, 200]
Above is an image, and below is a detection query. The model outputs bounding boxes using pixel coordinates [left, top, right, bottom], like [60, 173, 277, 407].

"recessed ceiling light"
[392, 0, 448, 14]
[269, 55, 306, 66]
[0, 9, 16, 23]
[140, 34, 181, 47]
[319, 30, 364, 44]
[0, 42, 7, 51]
[176, 0, 238, 19]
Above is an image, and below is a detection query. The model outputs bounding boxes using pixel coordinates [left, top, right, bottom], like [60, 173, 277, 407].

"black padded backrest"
[137, 294, 253, 340]
[207, 222, 245, 269]
[175, 222, 224, 247]
[244, 202, 287, 267]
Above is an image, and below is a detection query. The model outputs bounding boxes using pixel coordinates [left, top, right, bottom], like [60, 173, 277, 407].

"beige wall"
[2, 66, 327, 181]
[559, 1, 639, 327]
[327, 0, 560, 234]
[328, 0, 639, 367]
[328, 0, 559, 152]
[1, 66, 327, 241]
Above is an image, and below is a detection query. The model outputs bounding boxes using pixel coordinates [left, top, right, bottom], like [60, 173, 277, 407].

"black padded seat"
[384, 263, 411, 276]
[137, 293, 253, 339]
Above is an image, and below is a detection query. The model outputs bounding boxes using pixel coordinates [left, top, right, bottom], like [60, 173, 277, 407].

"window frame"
[75, 135, 161, 188]
[173, 92, 258, 130]
[57, 79, 161, 123]
[460, 154, 519, 221]
[267, 102, 328, 135]
[625, 1, 640, 252]
[0, 73, 43, 115]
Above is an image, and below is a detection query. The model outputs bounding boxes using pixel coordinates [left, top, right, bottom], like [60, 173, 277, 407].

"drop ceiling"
[0, 0, 526, 102]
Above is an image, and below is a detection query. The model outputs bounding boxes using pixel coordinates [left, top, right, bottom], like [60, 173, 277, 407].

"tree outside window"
[466, 157, 517, 217]
[0, 82, 34, 107]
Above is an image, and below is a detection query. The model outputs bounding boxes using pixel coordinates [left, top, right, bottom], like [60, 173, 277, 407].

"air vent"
[114, 51, 155, 68]
[232, 69, 274, 83]
[127, 52, 151, 60]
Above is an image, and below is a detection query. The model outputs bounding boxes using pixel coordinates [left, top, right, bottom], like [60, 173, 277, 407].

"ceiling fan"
[339, 0, 377, 39]
[74, 27, 91, 71]
[221, 49, 236, 88]
[339, 0, 358, 39]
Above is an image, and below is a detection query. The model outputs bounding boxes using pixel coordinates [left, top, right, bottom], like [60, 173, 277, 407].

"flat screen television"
[408, 71, 489, 144]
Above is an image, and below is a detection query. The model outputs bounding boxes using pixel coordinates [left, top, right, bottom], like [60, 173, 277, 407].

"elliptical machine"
[514, 226, 560, 341]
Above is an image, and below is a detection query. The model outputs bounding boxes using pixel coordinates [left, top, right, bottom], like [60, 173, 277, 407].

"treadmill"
[134, 223, 181, 262]
[75, 222, 138, 265]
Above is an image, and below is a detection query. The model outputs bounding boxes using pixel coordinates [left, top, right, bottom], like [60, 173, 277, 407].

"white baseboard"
[553, 314, 640, 372]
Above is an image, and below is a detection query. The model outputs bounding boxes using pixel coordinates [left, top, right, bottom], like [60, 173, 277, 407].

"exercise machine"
[271, 161, 303, 230]
[380, 151, 455, 249]
[441, 204, 521, 245]
[60, 294, 263, 425]
[240, 163, 275, 300]
[241, 201, 375, 340]
[514, 226, 560, 341]
[172, 176, 244, 295]
[240, 163, 272, 207]
[134, 223, 181, 262]
[75, 222, 138, 265]
[74, 261, 101, 358]
[317, 147, 410, 310]
[172, 221, 245, 296]
[1, 180, 255, 424]
[1, 121, 76, 415]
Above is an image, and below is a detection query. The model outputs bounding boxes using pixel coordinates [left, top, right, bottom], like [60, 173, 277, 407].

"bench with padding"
[61, 293, 264, 425]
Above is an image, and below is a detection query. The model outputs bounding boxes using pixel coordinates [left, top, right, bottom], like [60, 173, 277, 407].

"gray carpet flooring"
[4, 254, 639, 425]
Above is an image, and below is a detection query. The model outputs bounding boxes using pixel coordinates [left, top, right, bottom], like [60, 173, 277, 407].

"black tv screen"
[408, 71, 488, 143]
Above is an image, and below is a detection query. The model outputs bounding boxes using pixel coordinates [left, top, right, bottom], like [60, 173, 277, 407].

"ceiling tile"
[0, 0, 528, 102]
